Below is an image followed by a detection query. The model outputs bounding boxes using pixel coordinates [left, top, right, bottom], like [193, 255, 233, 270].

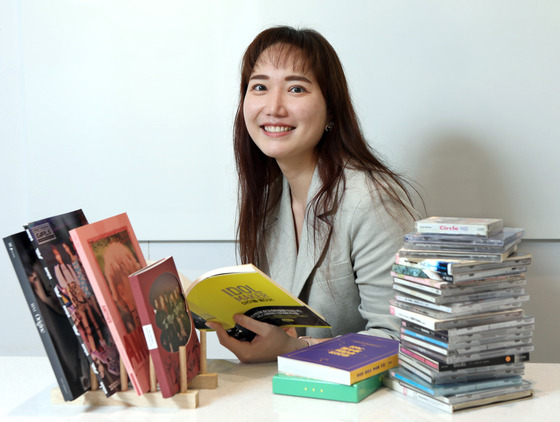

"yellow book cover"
[184, 264, 329, 341]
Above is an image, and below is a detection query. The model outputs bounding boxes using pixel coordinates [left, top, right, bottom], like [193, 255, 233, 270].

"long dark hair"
[234, 26, 419, 265]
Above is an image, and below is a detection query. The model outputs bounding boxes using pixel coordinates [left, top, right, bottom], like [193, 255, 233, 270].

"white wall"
[1, 1, 559, 363]
[6, 0, 560, 240]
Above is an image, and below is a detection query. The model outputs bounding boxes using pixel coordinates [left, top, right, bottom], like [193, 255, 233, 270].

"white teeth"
[264, 126, 293, 133]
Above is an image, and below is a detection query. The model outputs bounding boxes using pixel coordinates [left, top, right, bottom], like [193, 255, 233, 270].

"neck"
[278, 159, 316, 208]
[277, 158, 317, 249]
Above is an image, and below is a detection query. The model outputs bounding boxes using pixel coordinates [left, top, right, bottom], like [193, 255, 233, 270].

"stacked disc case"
[385, 218, 534, 412]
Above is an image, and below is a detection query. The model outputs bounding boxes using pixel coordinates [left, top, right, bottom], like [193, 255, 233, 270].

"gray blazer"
[260, 168, 416, 340]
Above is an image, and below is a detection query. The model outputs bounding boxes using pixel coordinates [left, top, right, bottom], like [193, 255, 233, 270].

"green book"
[272, 371, 386, 403]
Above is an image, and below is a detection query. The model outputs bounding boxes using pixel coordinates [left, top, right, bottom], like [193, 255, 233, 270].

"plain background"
[1, 1, 559, 363]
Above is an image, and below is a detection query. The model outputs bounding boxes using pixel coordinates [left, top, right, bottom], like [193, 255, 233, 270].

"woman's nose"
[265, 90, 287, 117]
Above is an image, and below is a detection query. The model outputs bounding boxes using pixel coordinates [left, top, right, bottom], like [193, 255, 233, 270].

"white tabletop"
[0, 357, 558, 421]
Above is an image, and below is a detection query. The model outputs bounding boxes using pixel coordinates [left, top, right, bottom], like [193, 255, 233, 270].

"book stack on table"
[274, 333, 399, 403]
[385, 217, 535, 412]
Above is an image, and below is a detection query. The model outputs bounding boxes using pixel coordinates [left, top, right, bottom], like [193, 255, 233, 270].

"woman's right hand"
[205, 314, 307, 363]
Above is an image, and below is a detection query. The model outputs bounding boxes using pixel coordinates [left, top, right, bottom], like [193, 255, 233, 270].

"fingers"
[205, 321, 233, 346]
[283, 326, 297, 338]
[205, 315, 304, 363]
[232, 314, 271, 337]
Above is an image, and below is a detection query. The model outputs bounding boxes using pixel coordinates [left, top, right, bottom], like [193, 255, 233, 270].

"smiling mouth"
[263, 126, 294, 133]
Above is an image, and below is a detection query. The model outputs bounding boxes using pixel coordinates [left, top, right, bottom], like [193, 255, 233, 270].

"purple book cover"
[281, 333, 399, 370]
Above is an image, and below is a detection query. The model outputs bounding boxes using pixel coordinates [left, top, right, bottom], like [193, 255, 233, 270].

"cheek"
[242, 101, 261, 142]
[242, 99, 258, 129]
[242, 94, 259, 118]
[300, 105, 327, 134]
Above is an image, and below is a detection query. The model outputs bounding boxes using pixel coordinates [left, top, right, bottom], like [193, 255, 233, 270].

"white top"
[0, 357, 558, 421]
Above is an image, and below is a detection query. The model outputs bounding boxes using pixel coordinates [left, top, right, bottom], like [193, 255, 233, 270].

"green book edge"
[272, 371, 386, 403]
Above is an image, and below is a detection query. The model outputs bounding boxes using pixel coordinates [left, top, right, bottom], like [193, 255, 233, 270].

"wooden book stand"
[51, 331, 218, 409]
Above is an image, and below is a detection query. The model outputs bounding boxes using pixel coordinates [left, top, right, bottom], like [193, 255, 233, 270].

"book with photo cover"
[277, 333, 399, 386]
[3, 231, 90, 401]
[26, 210, 121, 396]
[69, 212, 150, 395]
[129, 256, 201, 398]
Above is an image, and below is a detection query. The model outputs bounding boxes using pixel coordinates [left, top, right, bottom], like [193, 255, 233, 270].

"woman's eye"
[251, 84, 267, 92]
[289, 86, 306, 94]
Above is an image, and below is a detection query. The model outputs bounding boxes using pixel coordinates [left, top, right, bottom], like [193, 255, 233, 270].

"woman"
[207, 26, 421, 362]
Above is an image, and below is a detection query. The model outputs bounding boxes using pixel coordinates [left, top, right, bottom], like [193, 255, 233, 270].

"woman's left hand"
[205, 314, 307, 363]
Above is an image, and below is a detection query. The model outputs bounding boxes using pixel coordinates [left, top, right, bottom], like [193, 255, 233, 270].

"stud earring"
[325, 121, 334, 132]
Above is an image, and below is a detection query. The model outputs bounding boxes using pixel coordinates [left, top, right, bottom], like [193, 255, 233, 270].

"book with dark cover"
[277, 333, 399, 386]
[3, 231, 90, 401]
[69, 212, 150, 395]
[26, 210, 121, 396]
[129, 256, 201, 398]
[272, 371, 385, 403]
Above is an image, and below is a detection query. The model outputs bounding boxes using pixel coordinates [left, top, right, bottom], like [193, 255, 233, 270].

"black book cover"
[4, 231, 90, 401]
[26, 210, 121, 396]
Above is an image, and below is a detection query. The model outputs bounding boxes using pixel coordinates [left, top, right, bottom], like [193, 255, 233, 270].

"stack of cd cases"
[385, 217, 534, 413]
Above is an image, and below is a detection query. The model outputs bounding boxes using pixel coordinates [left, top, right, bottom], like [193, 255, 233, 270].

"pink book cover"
[129, 256, 201, 398]
[69, 213, 150, 395]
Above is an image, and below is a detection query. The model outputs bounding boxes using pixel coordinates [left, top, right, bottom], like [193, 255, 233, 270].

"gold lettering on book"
[328, 345, 365, 357]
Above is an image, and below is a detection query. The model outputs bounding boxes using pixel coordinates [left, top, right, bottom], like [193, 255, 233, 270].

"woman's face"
[243, 46, 328, 168]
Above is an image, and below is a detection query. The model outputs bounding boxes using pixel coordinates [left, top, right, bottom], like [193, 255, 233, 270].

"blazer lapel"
[290, 169, 331, 299]
[264, 168, 331, 298]
[264, 177, 298, 291]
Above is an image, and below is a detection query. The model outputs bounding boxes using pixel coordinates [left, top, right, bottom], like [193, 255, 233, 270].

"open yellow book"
[184, 264, 329, 341]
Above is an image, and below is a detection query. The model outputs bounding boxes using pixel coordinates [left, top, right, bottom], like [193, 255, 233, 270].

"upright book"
[129, 256, 201, 398]
[69, 212, 151, 395]
[415, 217, 503, 237]
[277, 333, 399, 386]
[184, 264, 329, 341]
[26, 210, 121, 396]
[3, 231, 90, 401]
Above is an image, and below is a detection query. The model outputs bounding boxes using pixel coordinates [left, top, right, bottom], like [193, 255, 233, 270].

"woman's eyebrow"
[248, 74, 312, 84]
[249, 74, 269, 81]
[285, 75, 312, 83]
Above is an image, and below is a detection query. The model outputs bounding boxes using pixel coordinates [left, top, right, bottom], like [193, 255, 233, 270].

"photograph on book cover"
[27, 212, 121, 395]
[89, 229, 144, 334]
[4, 232, 90, 400]
[71, 214, 152, 395]
[129, 257, 201, 397]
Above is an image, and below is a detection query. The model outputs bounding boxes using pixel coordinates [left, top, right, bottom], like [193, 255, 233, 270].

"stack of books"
[385, 217, 535, 412]
[274, 333, 399, 403]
